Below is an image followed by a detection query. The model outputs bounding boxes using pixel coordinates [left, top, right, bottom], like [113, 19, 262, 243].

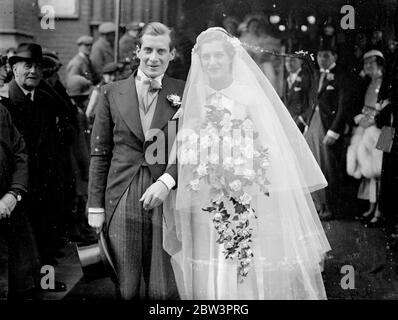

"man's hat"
[317, 36, 338, 54]
[77, 35, 93, 46]
[102, 62, 121, 74]
[98, 22, 117, 34]
[8, 43, 43, 66]
[66, 75, 93, 97]
[363, 49, 384, 61]
[76, 231, 117, 282]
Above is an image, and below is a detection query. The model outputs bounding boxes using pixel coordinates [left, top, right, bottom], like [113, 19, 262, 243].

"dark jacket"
[282, 68, 311, 128]
[66, 52, 99, 85]
[88, 73, 184, 224]
[304, 65, 357, 137]
[7, 79, 66, 208]
[0, 98, 28, 197]
[90, 37, 114, 82]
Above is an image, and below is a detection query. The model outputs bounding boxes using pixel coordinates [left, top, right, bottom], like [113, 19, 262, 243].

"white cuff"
[326, 130, 340, 140]
[88, 207, 105, 214]
[158, 173, 176, 190]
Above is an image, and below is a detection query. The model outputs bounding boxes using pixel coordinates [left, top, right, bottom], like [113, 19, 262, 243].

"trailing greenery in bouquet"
[182, 103, 271, 281]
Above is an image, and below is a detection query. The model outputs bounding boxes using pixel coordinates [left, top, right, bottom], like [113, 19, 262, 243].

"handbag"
[376, 112, 395, 153]
[376, 126, 395, 153]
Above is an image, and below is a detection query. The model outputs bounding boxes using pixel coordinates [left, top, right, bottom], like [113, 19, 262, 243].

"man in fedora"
[7, 43, 69, 294]
[67, 35, 99, 85]
[90, 22, 117, 83]
[88, 22, 184, 300]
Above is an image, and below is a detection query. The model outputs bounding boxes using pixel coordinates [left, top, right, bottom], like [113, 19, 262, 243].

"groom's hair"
[138, 22, 176, 50]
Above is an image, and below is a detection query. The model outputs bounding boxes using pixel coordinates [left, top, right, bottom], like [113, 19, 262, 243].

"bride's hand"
[140, 181, 170, 211]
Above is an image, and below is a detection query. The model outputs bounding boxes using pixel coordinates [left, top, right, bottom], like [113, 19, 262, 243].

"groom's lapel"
[116, 73, 145, 142]
[148, 75, 177, 132]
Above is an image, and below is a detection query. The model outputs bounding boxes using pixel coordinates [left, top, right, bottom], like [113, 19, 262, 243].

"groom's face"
[137, 34, 176, 78]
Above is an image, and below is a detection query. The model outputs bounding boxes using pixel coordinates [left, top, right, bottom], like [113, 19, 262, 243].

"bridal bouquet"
[183, 104, 271, 281]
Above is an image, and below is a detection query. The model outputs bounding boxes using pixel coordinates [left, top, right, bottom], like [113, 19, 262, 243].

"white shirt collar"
[137, 68, 164, 85]
[288, 68, 302, 83]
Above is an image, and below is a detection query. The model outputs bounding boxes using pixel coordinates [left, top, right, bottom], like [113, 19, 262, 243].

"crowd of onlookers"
[0, 15, 397, 299]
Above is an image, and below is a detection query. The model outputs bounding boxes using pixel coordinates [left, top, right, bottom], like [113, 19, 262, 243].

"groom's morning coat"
[88, 72, 184, 224]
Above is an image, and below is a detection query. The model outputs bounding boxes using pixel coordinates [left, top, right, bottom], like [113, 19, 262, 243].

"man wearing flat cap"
[7, 42, 69, 294]
[119, 21, 142, 62]
[90, 22, 117, 82]
[67, 35, 99, 85]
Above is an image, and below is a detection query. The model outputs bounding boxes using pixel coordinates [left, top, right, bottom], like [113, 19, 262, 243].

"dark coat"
[7, 79, 67, 214]
[66, 52, 99, 85]
[88, 73, 184, 225]
[282, 69, 311, 129]
[304, 65, 356, 136]
[90, 37, 114, 82]
[0, 98, 28, 197]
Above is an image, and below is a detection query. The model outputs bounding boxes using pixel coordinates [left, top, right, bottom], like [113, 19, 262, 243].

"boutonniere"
[326, 73, 335, 81]
[295, 76, 302, 82]
[167, 94, 182, 107]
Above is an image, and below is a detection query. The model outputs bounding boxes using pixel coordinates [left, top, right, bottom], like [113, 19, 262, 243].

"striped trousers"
[108, 166, 179, 300]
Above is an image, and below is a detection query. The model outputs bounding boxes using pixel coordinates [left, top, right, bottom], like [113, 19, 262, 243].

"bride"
[163, 27, 331, 300]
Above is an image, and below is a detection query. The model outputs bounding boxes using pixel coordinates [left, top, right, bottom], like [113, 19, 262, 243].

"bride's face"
[200, 40, 232, 83]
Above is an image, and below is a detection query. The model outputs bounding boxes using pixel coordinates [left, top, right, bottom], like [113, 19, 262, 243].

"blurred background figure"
[85, 61, 121, 124]
[282, 54, 313, 133]
[240, 14, 282, 94]
[66, 75, 97, 245]
[66, 35, 99, 85]
[347, 50, 388, 227]
[119, 21, 143, 62]
[90, 22, 117, 83]
[376, 48, 398, 239]
[304, 42, 356, 221]
[222, 17, 240, 37]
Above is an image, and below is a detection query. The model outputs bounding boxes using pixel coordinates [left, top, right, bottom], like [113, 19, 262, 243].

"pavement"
[1, 215, 398, 300]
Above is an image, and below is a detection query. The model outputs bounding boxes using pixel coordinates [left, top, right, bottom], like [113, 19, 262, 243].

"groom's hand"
[88, 212, 105, 233]
[140, 181, 170, 211]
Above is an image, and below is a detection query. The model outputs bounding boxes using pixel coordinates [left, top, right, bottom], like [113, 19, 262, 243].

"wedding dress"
[163, 27, 331, 300]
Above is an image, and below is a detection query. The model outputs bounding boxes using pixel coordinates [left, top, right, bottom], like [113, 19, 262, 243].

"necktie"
[143, 79, 162, 113]
[26, 92, 32, 101]
[318, 70, 328, 93]
[287, 75, 294, 89]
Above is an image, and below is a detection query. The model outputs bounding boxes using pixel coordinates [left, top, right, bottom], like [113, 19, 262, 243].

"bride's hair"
[194, 29, 236, 59]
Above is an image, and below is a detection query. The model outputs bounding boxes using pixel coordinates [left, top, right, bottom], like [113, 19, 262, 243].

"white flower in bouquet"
[260, 158, 270, 168]
[233, 157, 245, 166]
[187, 132, 199, 145]
[223, 157, 234, 170]
[213, 212, 223, 221]
[240, 193, 252, 205]
[243, 169, 255, 180]
[222, 135, 233, 148]
[242, 119, 254, 132]
[224, 241, 234, 249]
[196, 163, 208, 177]
[200, 135, 211, 149]
[187, 148, 198, 164]
[229, 180, 242, 192]
[242, 144, 254, 159]
[189, 178, 200, 191]
[209, 153, 219, 164]
[220, 114, 233, 133]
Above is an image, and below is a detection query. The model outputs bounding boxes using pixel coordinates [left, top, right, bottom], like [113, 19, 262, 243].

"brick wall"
[35, 0, 92, 83]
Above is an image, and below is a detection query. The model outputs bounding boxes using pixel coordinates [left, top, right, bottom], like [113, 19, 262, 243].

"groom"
[88, 22, 184, 300]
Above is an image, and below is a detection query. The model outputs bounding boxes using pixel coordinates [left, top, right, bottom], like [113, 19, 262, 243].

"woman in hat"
[347, 50, 389, 227]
